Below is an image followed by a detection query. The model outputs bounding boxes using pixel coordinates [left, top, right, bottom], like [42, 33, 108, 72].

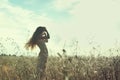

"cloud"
[0, 0, 55, 31]
[49, 0, 120, 50]
[52, 0, 80, 11]
[68, 0, 120, 42]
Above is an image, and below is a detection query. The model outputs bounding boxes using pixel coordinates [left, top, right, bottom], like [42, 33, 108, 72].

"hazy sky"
[0, 0, 120, 56]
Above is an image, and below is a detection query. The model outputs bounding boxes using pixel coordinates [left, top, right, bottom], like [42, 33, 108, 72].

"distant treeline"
[0, 53, 25, 57]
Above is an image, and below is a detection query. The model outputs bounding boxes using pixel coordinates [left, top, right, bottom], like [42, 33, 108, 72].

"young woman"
[25, 26, 50, 80]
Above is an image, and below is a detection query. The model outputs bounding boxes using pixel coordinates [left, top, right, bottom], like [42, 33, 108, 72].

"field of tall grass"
[0, 38, 120, 80]
[0, 53, 120, 80]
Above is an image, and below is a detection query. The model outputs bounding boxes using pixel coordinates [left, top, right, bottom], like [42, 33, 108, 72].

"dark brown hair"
[25, 26, 50, 50]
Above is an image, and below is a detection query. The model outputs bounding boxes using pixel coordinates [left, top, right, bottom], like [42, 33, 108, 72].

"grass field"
[0, 54, 120, 80]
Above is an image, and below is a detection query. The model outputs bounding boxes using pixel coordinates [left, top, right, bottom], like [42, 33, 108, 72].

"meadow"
[0, 53, 120, 80]
[0, 38, 120, 80]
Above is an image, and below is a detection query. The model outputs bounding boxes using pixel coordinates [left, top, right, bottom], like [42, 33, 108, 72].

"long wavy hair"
[25, 26, 50, 50]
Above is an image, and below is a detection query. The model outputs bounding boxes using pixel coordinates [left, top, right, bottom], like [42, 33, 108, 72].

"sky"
[0, 0, 120, 56]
